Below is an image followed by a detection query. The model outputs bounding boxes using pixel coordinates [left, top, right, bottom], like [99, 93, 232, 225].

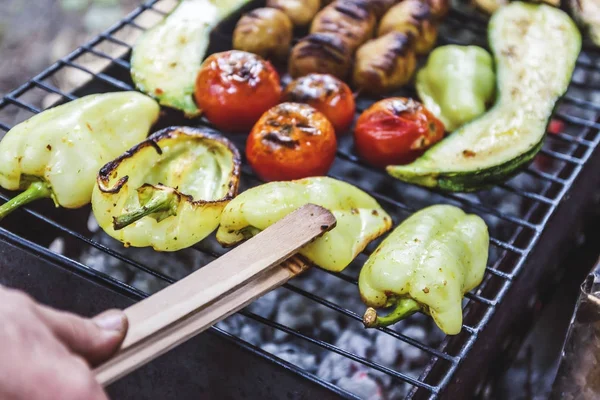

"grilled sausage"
[378, 0, 438, 55]
[233, 8, 293, 60]
[310, 0, 376, 50]
[267, 0, 321, 27]
[353, 32, 416, 94]
[289, 33, 353, 79]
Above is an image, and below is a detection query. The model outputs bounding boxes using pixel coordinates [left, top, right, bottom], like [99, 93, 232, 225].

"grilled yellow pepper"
[359, 205, 489, 335]
[416, 45, 496, 132]
[216, 177, 392, 272]
[92, 126, 240, 251]
[0, 92, 159, 220]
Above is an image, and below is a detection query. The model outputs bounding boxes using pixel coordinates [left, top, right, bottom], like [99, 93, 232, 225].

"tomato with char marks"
[246, 102, 337, 181]
[354, 97, 445, 168]
[194, 51, 281, 132]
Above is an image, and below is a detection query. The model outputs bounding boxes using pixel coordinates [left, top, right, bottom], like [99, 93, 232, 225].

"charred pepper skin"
[0, 92, 159, 221]
[216, 177, 392, 272]
[359, 204, 489, 335]
[416, 45, 496, 132]
[92, 126, 241, 252]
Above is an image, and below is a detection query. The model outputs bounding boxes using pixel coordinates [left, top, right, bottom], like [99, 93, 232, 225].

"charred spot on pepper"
[46, 144, 52, 151]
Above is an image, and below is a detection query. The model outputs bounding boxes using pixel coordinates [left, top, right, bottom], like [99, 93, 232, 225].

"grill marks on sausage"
[296, 33, 349, 65]
[333, 1, 371, 21]
[370, 33, 413, 77]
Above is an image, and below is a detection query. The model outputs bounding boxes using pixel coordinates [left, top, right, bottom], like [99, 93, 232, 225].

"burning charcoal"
[317, 353, 367, 382]
[216, 314, 247, 336]
[87, 211, 99, 232]
[387, 383, 413, 399]
[248, 289, 279, 318]
[320, 319, 342, 341]
[130, 274, 167, 294]
[239, 324, 263, 346]
[335, 331, 372, 358]
[397, 326, 428, 369]
[373, 333, 400, 365]
[274, 296, 315, 338]
[261, 343, 318, 372]
[337, 371, 383, 400]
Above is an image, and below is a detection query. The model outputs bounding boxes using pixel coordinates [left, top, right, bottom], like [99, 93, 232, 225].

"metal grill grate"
[0, 0, 599, 398]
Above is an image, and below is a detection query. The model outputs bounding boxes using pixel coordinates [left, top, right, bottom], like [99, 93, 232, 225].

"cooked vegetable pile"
[0, 0, 585, 336]
[389, 3, 581, 191]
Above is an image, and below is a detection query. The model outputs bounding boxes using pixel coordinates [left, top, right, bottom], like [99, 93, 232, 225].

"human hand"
[0, 286, 128, 400]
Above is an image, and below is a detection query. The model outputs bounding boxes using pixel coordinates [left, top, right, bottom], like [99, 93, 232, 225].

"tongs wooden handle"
[94, 204, 336, 386]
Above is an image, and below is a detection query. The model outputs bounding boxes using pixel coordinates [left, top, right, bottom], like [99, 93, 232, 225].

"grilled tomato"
[194, 51, 282, 132]
[354, 98, 445, 168]
[283, 74, 356, 135]
[246, 102, 337, 181]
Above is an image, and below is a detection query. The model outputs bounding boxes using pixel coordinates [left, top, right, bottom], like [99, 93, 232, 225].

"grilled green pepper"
[216, 177, 392, 272]
[0, 92, 159, 220]
[131, 0, 251, 117]
[92, 126, 240, 251]
[359, 205, 489, 335]
[416, 45, 495, 132]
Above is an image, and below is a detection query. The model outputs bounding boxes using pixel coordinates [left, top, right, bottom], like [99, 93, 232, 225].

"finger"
[36, 306, 128, 366]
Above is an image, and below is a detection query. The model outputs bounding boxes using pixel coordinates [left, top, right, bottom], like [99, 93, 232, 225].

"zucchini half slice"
[130, 0, 250, 117]
[387, 3, 581, 192]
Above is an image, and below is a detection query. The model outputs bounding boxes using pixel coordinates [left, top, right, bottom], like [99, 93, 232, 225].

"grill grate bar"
[80, 45, 131, 70]
[5, 96, 41, 114]
[563, 94, 600, 111]
[555, 111, 600, 132]
[539, 148, 585, 164]
[283, 282, 459, 363]
[333, 151, 541, 232]
[59, 60, 134, 91]
[31, 80, 78, 102]
[0, 193, 180, 284]
[238, 309, 440, 392]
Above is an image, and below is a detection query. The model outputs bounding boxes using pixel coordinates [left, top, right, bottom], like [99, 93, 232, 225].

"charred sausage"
[352, 32, 416, 94]
[233, 8, 293, 60]
[378, 0, 438, 55]
[289, 32, 353, 79]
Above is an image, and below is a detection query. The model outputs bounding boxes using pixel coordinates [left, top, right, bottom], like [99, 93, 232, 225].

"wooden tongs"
[94, 204, 336, 386]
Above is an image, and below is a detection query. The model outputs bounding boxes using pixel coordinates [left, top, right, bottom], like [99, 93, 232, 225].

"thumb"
[37, 306, 128, 366]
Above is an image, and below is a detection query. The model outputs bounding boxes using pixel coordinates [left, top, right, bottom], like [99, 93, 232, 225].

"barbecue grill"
[0, 0, 599, 398]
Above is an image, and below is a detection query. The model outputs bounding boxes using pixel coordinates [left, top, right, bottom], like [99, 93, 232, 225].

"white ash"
[262, 343, 318, 372]
[337, 371, 383, 400]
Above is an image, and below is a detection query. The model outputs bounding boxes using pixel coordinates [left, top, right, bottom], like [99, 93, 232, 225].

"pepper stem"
[112, 190, 177, 230]
[0, 181, 52, 221]
[363, 298, 422, 328]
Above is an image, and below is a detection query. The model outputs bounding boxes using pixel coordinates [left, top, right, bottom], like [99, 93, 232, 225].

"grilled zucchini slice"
[388, 3, 581, 191]
[130, 0, 250, 117]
